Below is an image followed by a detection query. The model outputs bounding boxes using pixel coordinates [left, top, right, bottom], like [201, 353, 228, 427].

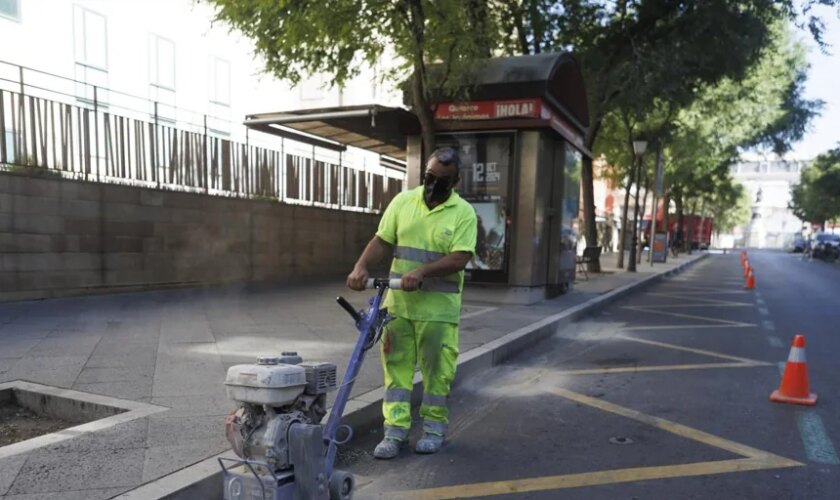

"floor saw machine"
[220, 278, 402, 500]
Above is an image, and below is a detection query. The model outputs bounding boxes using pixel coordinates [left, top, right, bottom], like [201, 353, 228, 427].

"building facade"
[0, 0, 404, 212]
[729, 159, 808, 249]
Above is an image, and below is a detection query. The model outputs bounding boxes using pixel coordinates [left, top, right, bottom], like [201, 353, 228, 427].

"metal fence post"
[18, 65, 26, 165]
[154, 101, 160, 189]
[94, 85, 100, 182]
[245, 127, 250, 198]
[338, 150, 343, 210]
[203, 114, 209, 194]
[311, 145, 315, 205]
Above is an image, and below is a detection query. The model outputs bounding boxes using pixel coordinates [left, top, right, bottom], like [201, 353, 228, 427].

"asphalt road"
[338, 250, 840, 499]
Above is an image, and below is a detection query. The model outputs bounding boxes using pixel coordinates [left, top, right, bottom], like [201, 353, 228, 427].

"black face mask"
[424, 173, 455, 204]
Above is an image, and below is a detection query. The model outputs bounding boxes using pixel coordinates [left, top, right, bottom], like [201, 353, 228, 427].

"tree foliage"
[663, 20, 819, 214]
[207, 0, 836, 260]
[790, 147, 840, 226]
[495, 0, 831, 264]
[207, 0, 496, 156]
[708, 180, 752, 234]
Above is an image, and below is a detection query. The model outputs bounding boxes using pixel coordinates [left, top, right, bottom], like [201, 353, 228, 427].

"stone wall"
[0, 172, 379, 301]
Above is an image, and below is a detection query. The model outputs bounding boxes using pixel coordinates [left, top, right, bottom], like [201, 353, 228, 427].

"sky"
[789, 7, 840, 160]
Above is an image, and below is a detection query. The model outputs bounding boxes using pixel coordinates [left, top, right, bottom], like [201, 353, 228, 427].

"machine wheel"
[329, 469, 354, 500]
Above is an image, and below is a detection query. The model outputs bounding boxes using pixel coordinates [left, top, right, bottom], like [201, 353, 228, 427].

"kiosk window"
[437, 132, 513, 272]
[562, 146, 582, 251]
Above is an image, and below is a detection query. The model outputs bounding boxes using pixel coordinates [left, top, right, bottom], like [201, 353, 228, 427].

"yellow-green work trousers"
[381, 316, 459, 441]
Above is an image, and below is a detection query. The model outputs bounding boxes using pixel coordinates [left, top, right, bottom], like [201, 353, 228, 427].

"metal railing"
[0, 60, 405, 212]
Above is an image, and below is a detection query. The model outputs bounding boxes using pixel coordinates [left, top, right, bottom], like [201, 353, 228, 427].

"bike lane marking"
[774, 364, 840, 465]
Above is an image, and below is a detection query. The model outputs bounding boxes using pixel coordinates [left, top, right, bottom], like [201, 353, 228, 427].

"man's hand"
[347, 265, 369, 291]
[401, 268, 424, 292]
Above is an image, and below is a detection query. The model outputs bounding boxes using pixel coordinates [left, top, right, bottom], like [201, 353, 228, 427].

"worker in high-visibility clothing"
[347, 147, 477, 459]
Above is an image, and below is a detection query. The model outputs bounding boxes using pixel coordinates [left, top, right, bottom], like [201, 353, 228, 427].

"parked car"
[791, 236, 806, 253]
[810, 232, 840, 261]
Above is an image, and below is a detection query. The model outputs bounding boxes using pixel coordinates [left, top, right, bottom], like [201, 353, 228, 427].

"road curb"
[115, 254, 707, 500]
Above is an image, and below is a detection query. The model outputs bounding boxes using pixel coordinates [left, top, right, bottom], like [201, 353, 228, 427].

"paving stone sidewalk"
[0, 251, 702, 499]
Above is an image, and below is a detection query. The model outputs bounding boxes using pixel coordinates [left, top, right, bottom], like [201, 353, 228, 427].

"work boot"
[373, 438, 405, 459]
[415, 433, 445, 454]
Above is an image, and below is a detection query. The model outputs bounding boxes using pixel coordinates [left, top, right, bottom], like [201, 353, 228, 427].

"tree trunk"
[628, 158, 643, 272]
[638, 174, 650, 264]
[617, 173, 632, 269]
[675, 188, 685, 254]
[687, 199, 699, 254]
[582, 121, 603, 272]
[466, 0, 492, 57]
[662, 190, 671, 261]
[410, 67, 436, 162]
[405, 0, 434, 163]
[581, 155, 601, 272]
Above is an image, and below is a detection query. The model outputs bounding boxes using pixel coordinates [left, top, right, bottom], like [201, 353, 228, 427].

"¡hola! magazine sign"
[435, 99, 542, 120]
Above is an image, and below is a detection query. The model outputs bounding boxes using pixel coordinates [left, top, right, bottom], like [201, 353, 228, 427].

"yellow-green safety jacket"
[376, 186, 478, 324]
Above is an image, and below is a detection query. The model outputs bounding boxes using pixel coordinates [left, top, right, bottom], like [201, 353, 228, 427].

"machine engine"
[224, 353, 337, 472]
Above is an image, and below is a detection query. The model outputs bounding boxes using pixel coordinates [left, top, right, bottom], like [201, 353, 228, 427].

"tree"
[208, 0, 494, 160]
[212, 0, 834, 265]
[661, 19, 820, 247]
[790, 147, 840, 228]
[710, 182, 752, 236]
[497, 0, 835, 269]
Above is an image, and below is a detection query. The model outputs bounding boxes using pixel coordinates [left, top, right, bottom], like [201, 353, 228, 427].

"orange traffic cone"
[743, 260, 750, 277]
[745, 269, 755, 289]
[770, 335, 817, 406]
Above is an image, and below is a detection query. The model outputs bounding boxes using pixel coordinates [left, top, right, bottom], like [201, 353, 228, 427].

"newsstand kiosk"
[245, 52, 591, 304]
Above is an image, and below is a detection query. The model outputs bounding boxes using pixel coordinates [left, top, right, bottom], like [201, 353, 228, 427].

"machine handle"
[366, 278, 421, 290]
[336, 296, 362, 323]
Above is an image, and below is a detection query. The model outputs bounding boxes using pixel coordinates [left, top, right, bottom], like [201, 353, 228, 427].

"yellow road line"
[622, 324, 758, 331]
[621, 306, 754, 327]
[549, 388, 798, 462]
[387, 389, 801, 500]
[630, 303, 752, 309]
[659, 284, 736, 292]
[389, 459, 792, 499]
[556, 361, 766, 376]
[617, 336, 766, 363]
[644, 292, 746, 306]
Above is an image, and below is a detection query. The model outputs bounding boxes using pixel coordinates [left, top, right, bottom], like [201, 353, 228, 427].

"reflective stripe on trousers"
[381, 316, 459, 434]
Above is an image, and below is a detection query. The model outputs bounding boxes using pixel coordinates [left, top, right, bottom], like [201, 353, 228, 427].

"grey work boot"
[415, 433, 445, 454]
[373, 438, 405, 459]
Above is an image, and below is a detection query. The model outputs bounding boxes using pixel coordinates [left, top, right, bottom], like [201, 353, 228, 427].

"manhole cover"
[609, 436, 634, 445]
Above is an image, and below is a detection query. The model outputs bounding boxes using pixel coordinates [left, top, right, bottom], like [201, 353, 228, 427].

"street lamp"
[633, 140, 648, 157]
[628, 139, 648, 272]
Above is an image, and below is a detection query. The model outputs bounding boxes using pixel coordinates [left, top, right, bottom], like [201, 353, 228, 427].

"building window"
[209, 57, 231, 134]
[149, 34, 176, 122]
[73, 6, 109, 104]
[0, 0, 20, 21]
[210, 57, 230, 106]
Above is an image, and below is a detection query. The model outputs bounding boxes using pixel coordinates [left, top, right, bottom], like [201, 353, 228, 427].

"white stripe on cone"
[788, 347, 807, 363]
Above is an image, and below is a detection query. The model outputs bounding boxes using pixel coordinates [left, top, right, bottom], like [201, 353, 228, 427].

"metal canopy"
[244, 53, 590, 159]
[244, 105, 420, 161]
